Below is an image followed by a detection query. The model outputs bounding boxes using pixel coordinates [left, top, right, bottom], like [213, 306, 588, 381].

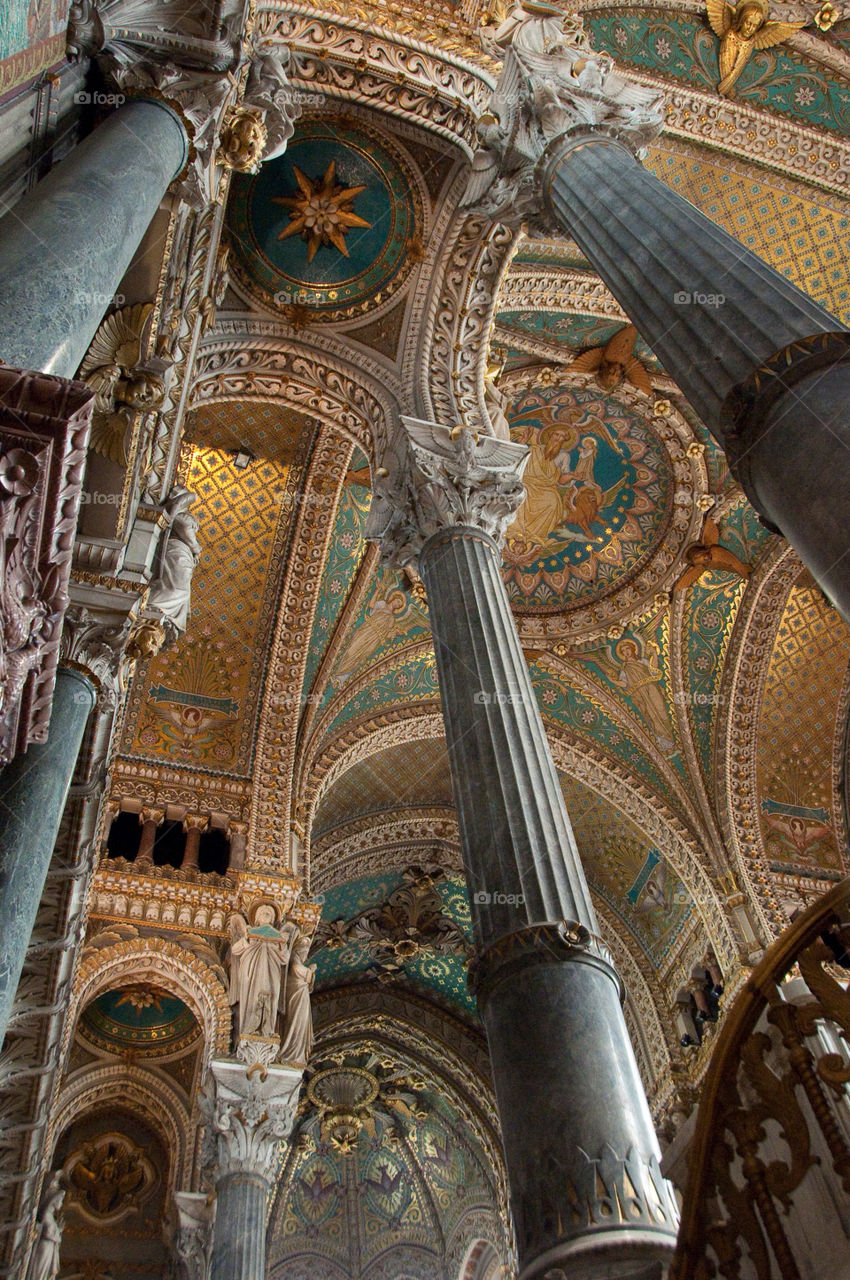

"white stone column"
[205, 1060, 302, 1280]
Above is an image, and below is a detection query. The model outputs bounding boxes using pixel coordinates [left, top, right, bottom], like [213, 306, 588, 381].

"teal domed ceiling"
[227, 119, 420, 321]
[78, 986, 200, 1058]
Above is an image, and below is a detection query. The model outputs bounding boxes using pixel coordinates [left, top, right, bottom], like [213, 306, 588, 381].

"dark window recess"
[153, 819, 186, 869]
[198, 827, 230, 875]
[106, 812, 142, 861]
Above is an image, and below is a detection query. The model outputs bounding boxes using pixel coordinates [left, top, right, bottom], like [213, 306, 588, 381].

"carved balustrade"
[671, 878, 850, 1280]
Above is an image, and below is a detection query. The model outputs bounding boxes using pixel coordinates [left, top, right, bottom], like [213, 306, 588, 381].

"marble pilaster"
[205, 1060, 302, 1280]
[369, 418, 678, 1279]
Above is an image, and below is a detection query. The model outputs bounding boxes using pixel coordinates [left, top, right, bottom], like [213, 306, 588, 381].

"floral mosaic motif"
[562, 777, 694, 965]
[756, 574, 850, 879]
[645, 150, 850, 325]
[302, 455, 371, 701]
[503, 384, 671, 610]
[124, 443, 300, 771]
[533, 664, 671, 799]
[586, 10, 850, 135]
[311, 872, 476, 1016]
[320, 650, 440, 741]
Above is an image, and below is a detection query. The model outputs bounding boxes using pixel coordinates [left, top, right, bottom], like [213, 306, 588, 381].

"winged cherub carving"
[672, 516, 751, 593]
[567, 324, 653, 395]
[706, 0, 804, 96]
[79, 303, 166, 465]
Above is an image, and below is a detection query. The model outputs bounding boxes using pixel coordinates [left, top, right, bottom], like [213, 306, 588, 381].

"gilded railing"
[670, 877, 850, 1280]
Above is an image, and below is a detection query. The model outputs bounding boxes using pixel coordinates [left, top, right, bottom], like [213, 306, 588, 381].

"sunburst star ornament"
[272, 160, 372, 261]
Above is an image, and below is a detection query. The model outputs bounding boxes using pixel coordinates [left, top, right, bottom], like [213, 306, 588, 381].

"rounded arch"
[72, 936, 231, 1064]
[50, 1061, 191, 1192]
[457, 1238, 503, 1280]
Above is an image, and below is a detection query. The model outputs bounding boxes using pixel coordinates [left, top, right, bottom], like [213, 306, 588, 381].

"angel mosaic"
[575, 625, 677, 755]
[706, 0, 804, 96]
[335, 571, 429, 684]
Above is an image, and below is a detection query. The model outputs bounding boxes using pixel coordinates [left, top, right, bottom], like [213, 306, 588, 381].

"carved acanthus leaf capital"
[462, 5, 664, 225]
[366, 417, 528, 570]
[59, 605, 133, 708]
[202, 1060, 303, 1183]
[174, 1190, 212, 1280]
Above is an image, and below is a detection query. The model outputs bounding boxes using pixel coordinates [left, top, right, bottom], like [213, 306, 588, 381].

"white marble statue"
[278, 932, 316, 1064]
[228, 906, 296, 1039]
[244, 43, 300, 162]
[146, 487, 201, 636]
[27, 1175, 64, 1280]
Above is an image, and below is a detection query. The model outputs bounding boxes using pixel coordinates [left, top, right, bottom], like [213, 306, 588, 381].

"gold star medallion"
[272, 160, 372, 262]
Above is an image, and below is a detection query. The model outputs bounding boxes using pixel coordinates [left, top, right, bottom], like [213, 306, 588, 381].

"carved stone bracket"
[59, 605, 133, 710]
[366, 416, 528, 570]
[0, 368, 93, 764]
[202, 1060, 303, 1184]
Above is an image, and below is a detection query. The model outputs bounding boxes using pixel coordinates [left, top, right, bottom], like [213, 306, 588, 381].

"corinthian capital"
[462, 3, 664, 225]
[203, 1060, 303, 1184]
[366, 418, 528, 570]
[60, 605, 133, 708]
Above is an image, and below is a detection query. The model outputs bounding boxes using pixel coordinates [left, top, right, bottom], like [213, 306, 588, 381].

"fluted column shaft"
[0, 667, 95, 1042]
[420, 525, 596, 947]
[209, 1173, 267, 1280]
[419, 523, 678, 1280]
[0, 99, 188, 378]
[544, 135, 850, 616]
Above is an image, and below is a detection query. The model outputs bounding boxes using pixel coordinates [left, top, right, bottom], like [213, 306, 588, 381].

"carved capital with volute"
[202, 1060, 303, 1185]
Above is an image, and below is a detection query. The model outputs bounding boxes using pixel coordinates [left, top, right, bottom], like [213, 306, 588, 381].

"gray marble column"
[542, 137, 850, 616]
[0, 666, 95, 1043]
[0, 98, 188, 379]
[463, 10, 850, 618]
[205, 1060, 302, 1280]
[369, 419, 679, 1280]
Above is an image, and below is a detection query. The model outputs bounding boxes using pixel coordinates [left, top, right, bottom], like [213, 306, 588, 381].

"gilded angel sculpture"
[79, 303, 166, 465]
[567, 324, 653, 395]
[672, 516, 751, 593]
[706, 0, 804, 97]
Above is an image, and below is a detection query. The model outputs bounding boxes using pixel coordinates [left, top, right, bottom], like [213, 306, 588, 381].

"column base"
[474, 925, 679, 1280]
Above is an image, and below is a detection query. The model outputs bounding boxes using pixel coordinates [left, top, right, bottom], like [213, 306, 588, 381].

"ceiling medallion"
[306, 1065, 380, 1153]
[226, 117, 422, 322]
[272, 161, 372, 262]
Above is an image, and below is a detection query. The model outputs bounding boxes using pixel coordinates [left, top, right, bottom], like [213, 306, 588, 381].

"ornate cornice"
[256, 6, 495, 154]
[497, 265, 625, 319]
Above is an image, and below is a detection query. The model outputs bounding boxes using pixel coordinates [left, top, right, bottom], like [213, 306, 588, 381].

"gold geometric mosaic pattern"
[186, 399, 311, 467]
[756, 577, 850, 878]
[647, 146, 850, 323]
[123, 445, 290, 771]
[313, 739, 453, 839]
